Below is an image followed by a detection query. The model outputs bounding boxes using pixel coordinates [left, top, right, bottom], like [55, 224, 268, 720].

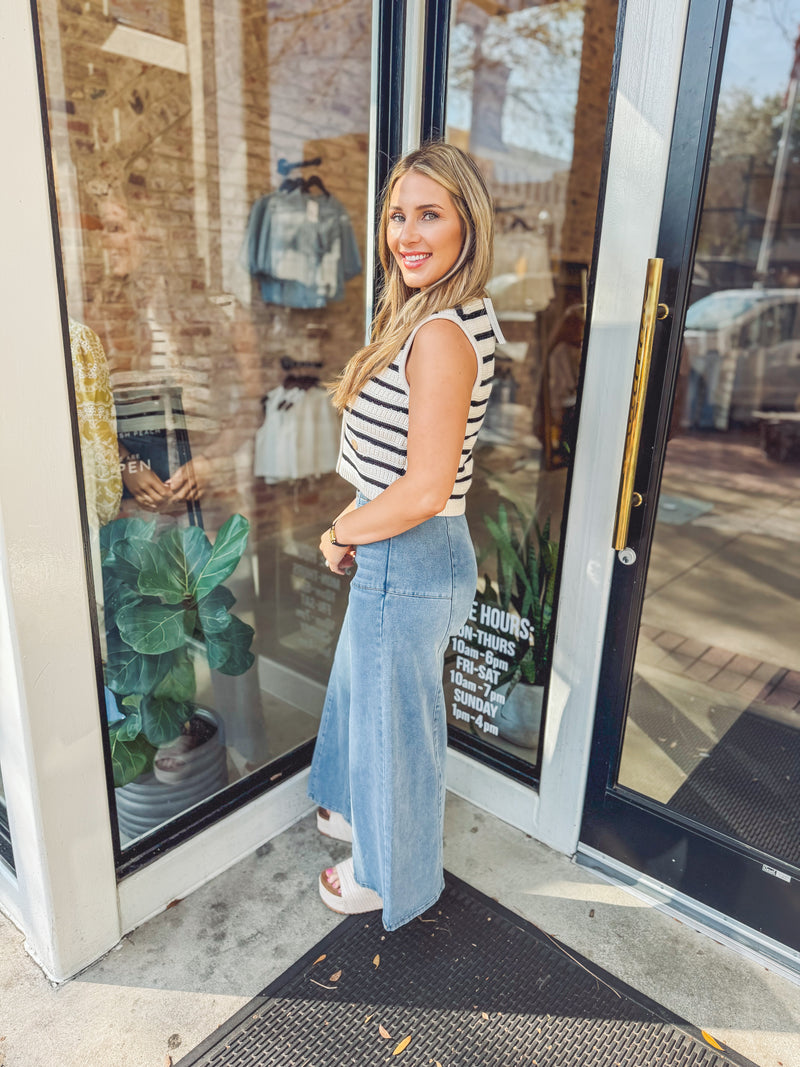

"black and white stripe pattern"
[337, 296, 505, 516]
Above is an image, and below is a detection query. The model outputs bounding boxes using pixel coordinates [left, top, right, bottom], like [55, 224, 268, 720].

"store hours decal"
[447, 599, 532, 739]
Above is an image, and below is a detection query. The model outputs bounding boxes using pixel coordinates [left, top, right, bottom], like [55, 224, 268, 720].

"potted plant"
[477, 502, 558, 749]
[99, 513, 255, 837]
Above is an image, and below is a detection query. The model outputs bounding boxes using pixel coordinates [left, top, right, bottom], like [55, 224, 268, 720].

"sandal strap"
[320, 857, 382, 914]
[317, 808, 353, 843]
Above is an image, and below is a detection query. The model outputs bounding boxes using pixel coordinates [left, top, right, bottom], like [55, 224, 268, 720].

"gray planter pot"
[115, 707, 228, 840]
[495, 683, 543, 750]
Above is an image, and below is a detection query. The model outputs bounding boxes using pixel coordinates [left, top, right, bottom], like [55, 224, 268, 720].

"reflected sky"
[448, 0, 799, 159]
[721, 0, 798, 99]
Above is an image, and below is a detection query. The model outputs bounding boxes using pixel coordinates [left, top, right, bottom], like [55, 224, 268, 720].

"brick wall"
[40, 0, 373, 540]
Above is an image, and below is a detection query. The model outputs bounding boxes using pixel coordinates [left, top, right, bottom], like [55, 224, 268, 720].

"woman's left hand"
[319, 532, 356, 576]
[167, 455, 211, 502]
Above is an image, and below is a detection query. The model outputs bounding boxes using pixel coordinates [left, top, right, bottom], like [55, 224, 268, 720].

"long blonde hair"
[331, 143, 494, 412]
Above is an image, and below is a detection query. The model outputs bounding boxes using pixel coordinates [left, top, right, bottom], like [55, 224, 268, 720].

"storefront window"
[444, 0, 619, 770]
[37, 0, 373, 849]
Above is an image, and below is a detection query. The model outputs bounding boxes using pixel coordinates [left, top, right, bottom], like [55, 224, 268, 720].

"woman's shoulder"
[419, 296, 496, 338]
[412, 315, 475, 352]
[397, 295, 499, 361]
[430, 296, 486, 320]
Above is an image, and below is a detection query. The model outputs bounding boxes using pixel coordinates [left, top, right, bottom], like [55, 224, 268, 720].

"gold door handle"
[614, 258, 664, 551]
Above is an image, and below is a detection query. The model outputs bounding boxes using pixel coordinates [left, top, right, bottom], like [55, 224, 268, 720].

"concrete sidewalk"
[1, 795, 799, 1067]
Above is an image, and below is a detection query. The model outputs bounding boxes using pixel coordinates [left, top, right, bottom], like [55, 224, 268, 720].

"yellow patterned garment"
[69, 319, 123, 527]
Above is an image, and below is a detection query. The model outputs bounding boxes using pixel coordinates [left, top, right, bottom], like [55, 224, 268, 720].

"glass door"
[582, 0, 800, 951]
[435, 0, 621, 783]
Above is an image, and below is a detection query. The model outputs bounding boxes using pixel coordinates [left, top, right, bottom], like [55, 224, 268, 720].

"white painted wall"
[0, 1, 120, 980]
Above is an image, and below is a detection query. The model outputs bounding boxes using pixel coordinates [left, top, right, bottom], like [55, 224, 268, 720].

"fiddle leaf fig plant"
[479, 502, 558, 695]
[100, 514, 254, 787]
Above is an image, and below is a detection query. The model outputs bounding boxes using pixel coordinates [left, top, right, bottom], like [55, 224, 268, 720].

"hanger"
[278, 176, 302, 193]
[302, 173, 330, 197]
[276, 156, 328, 195]
[509, 214, 532, 231]
[277, 155, 322, 176]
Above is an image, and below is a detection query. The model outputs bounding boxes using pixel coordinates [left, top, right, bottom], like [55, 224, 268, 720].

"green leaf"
[115, 706, 143, 741]
[480, 574, 499, 606]
[192, 514, 250, 600]
[140, 694, 191, 746]
[205, 613, 255, 675]
[484, 515, 529, 587]
[153, 649, 195, 702]
[103, 575, 142, 631]
[520, 659, 538, 685]
[106, 536, 158, 587]
[109, 729, 156, 788]
[196, 586, 236, 635]
[100, 516, 156, 560]
[117, 602, 188, 654]
[105, 636, 173, 695]
[158, 525, 213, 600]
[137, 539, 191, 604]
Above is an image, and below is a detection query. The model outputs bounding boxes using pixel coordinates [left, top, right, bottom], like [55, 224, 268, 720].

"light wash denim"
[308, 495, 477, 930]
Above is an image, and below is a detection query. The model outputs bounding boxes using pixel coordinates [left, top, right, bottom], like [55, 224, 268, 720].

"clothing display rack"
[242, 154, 361, 309]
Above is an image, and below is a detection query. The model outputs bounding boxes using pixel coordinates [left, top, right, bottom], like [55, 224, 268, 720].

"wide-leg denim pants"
[308, 500, 476, 931]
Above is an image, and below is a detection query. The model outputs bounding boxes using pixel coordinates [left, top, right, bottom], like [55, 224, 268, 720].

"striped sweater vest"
[336, 296, 505, 516]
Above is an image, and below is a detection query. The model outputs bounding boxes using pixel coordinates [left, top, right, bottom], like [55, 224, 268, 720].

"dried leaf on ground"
[312, 954, 327, 966]
[364, 1014, 374, 1023]
[329, 969, 342, 982]
[309, 979, 336, 989]
[392, 1035, 412, 1055]
[701, 1031, 724, 1051]
[379, 1024, 391, 1039]
[481, 1012, 489, 1020]
[373, 954, 380, 967]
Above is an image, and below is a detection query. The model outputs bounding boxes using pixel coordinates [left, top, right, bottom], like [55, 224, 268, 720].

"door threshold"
[576, 844, 800, 986]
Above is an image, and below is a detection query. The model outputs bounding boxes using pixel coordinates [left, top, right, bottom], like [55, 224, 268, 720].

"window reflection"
[39, 0, 372, 845]
[445, 0, 619, 765]
[620, 1, 800, 870]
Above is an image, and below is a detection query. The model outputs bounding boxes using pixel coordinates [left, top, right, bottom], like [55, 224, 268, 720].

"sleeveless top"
[336, 296, 505, 516]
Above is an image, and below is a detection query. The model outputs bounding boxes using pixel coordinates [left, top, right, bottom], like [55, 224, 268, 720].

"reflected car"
[486, 271, 554, 319]
[682, 288, 800, 430]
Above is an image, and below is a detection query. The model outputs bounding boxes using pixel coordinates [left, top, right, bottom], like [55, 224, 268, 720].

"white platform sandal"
[316, 807, 353, 843]
[319, 857, 383, 915]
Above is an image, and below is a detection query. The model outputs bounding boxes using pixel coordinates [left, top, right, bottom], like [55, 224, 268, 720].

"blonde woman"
[309, 143, 504, 929]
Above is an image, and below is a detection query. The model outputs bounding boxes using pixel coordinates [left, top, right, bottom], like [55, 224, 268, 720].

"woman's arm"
[320, 318, 476, 571]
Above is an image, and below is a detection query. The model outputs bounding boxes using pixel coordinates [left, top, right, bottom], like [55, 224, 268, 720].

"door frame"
[579, 0, 800, 962]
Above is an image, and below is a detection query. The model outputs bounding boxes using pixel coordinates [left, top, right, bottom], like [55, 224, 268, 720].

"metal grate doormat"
[175, 873, 756, 1067]
[668, 709, 800, 867]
